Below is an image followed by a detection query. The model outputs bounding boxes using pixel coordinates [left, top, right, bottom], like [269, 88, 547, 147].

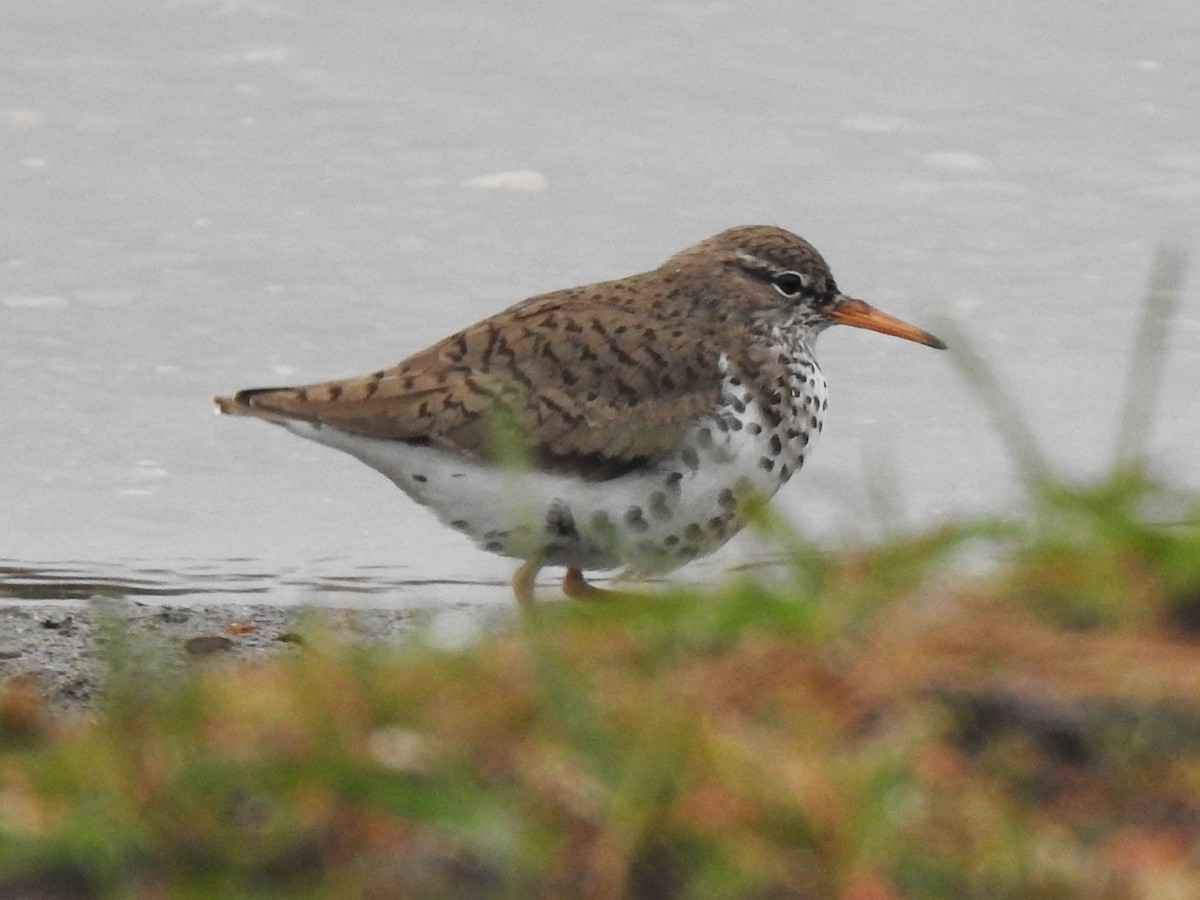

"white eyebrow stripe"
[733, 250, 779, 275]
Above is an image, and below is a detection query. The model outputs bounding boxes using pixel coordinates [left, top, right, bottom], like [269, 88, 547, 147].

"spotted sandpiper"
[215, 225, 944, 604]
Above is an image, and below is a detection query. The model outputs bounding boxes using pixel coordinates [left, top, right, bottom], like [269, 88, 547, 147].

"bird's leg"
[512, 560, 541, 607]
[562, 567, 622, 602]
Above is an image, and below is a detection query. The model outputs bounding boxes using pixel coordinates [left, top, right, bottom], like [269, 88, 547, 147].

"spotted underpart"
[280, 331, 828, 576]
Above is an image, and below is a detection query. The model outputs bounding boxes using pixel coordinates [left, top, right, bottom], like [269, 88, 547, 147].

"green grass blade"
[1114, 245, 1189, 467]
[940, 321, 1055, 491]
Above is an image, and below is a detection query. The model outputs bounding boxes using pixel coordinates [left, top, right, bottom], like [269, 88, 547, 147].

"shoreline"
[0, 599, 513, 716]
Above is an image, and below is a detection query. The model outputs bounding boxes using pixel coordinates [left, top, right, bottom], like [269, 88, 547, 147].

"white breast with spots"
[281, 348, 828, 575]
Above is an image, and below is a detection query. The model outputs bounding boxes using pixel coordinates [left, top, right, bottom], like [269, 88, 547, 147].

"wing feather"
[217, 273, 731, 476]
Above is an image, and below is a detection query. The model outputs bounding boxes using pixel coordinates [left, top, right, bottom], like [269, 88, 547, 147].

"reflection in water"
[0, 560, 508, 604]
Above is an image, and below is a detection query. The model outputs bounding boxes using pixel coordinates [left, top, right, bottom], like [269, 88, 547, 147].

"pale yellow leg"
[562, 567, 621, 602]
[512, 560, 541, 607]
[520, 565, 649, 605]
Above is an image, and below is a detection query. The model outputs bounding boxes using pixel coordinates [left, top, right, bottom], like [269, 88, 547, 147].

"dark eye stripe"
[734, 251, 834, 299]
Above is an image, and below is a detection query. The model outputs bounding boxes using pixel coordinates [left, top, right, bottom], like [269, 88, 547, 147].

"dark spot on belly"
[717, 488, 736, 509]
[759, 456, 775, 472]
[484, 540, 504, 553]
[412, 473, 428, 483]
[624, 506, 650, 532]
[664, 471, 683, 494]
[680, 447, 700, 471]
[450, 519, 470, 530]
[546, 502, 580, 540]
[684, 523, 703, 541]
[648, 491, 672, 521]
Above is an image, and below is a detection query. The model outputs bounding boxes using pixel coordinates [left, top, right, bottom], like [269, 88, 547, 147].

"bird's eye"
[772, 271, 807, 298]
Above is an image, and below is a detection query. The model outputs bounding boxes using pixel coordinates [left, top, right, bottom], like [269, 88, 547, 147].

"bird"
[215, 225, 945, 605]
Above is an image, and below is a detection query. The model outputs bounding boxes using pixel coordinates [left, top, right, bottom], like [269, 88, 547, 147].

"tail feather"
[213, 388, 304, 424]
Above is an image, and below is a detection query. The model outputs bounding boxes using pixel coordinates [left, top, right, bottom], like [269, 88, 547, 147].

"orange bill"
[830, 297, 946, 349]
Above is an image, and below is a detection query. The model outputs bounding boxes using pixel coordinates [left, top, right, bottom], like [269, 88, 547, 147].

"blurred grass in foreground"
[2, 252, 1199, 898]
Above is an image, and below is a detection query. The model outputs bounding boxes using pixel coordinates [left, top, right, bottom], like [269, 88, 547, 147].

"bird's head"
[670, 225, 946, 350]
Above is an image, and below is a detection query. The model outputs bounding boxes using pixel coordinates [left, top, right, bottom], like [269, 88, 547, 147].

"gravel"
[0, 599, 516, 716]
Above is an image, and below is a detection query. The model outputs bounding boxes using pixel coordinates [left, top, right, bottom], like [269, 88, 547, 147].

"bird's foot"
[562, 567, 651, 603]
[512, 563, 652, 607]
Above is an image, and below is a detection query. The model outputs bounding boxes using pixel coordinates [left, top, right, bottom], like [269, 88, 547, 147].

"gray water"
[4, 0, 1199, 604]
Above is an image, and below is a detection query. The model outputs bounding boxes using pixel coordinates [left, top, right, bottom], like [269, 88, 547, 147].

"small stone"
[185, 635, 234, 656]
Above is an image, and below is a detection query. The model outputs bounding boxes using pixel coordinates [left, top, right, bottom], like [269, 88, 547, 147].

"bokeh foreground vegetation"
[1, 253, 1197, 898]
